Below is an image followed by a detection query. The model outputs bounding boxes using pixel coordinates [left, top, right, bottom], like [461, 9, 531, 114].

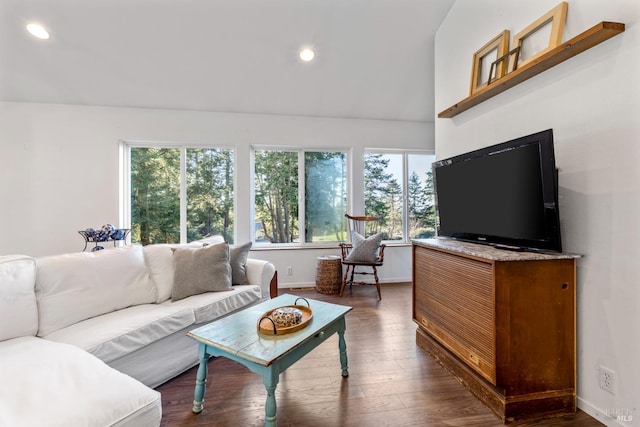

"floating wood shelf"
[438, 21, 625, 119]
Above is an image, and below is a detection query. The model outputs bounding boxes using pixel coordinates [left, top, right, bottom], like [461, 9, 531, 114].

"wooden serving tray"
[257, 304, 313, 336]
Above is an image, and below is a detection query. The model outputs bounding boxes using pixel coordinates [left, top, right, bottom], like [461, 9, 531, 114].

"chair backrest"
[345, 214, 382, 240]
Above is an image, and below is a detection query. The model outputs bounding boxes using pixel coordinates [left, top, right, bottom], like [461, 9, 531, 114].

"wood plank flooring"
[156, 283, 602, 427]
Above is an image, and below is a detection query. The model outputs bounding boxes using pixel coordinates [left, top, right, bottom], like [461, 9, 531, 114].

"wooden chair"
[339, 214, 386, 300]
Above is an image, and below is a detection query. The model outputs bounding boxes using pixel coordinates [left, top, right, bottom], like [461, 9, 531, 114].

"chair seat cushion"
[342, 259, 383, 266]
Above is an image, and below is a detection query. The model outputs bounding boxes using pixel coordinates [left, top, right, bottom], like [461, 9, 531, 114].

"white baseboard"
[277, 277, 412, 290]
[578, 397, 632, 427]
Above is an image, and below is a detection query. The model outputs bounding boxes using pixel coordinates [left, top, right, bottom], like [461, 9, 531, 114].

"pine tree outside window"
[364, 151, 436, 242]
[253, 148, 347, 245]
[125, 144, 234, 245]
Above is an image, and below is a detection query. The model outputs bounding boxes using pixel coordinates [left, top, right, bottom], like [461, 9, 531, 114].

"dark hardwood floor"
[157, 283, 602, 427]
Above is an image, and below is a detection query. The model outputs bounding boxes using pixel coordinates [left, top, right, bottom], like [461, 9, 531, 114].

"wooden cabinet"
[412, 239, 578, 423]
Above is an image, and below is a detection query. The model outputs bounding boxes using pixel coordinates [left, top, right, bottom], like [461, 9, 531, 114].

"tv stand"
[412, 238, 580, 423]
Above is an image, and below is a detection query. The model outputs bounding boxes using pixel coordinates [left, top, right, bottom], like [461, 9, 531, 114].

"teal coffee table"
[187, 294, 352, 426]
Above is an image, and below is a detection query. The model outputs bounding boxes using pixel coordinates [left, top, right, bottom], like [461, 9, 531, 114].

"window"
[125, 145, 234, 244]
[364, 151, 436, 241]
[253, 149, 347, 244]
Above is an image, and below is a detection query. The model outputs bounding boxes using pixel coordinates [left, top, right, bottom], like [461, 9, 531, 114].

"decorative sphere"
[271, 307, 303, 327]
[101, 224, 115, 234]
[111, 229, 124, 240]
[92, 246, 105, 252]
[84, 228, 97, 238]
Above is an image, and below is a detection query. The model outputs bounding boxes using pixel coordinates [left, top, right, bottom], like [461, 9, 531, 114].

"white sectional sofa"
[0, 242, 276, 427]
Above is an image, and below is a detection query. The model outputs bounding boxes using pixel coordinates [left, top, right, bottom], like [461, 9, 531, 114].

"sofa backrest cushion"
[35, 245, 157, 337]
[171, 242, 232, 301]
[0, 255, 37, 341]
[143, 242, 204, 303]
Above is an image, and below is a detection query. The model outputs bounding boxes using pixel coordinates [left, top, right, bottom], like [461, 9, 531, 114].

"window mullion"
[180, 147, 187, 243]
[298, 150, 305, 244]
[402, 153, 409, 242]
[120, 142, 131, 234]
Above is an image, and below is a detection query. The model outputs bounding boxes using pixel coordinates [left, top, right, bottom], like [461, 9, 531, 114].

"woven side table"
[315, 255, 343, 295]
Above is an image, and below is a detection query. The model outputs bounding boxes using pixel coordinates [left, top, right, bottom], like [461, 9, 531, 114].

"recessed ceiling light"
[299, 48, 315, 62]
[26, 23, 50, 40]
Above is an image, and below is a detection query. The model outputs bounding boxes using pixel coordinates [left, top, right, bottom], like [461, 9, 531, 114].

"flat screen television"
[432, 129, 562, 253]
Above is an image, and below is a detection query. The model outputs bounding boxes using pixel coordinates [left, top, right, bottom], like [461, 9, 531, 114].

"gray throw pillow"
[230, 242, 252, 285]
[171, 242, 232, 301]
[345, 231, 383, 263]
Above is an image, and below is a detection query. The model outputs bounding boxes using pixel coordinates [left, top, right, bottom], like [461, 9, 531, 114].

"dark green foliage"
[304, 152, 346, 243]
[131, 148, 181, 245]
[254, 150, 299, 243]
[365, 153, 437, 240]
[130, 147, 234, 245]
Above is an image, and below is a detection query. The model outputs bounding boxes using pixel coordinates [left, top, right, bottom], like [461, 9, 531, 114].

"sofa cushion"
[0, 255, 37, 341]
[193, 235, 225, 246]
[166, 284, 262, 324]
[44, 304, 195, 363]
[171, 242, 232, 301]
[0, 336, 161, 427]
[143, 242, 204, 303]
[35, 245, 158, 337]
[230, 242, 252, 285]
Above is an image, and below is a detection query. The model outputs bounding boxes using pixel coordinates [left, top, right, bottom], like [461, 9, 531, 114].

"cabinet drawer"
[414, 247, 496, 383]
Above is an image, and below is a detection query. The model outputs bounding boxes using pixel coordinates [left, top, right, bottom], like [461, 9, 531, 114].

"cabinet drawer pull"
[421, 317, 429, 328]
[468, 352, 480, 366]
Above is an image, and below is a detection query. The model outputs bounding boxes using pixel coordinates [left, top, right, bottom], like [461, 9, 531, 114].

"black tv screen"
[433, 129, 562, 253]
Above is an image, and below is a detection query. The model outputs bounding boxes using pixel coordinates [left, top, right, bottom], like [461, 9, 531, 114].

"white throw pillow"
[345, 231, 383, 263]
[0, 255, 37, 341]
[143, 243, 203, 303]
[35, 245, 157, 337]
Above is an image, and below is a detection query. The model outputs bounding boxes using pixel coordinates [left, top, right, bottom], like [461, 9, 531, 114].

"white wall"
[435, 0, 638, 425]
[0, 102, 432, 286]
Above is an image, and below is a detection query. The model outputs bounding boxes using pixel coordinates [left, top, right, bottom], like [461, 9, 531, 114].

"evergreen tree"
[364, 154, 392, 221]
[254, 151, 298, 243]
[304, 152, 346, 242]
[130, 148, 180, 244]
[186, 149, 234, 243]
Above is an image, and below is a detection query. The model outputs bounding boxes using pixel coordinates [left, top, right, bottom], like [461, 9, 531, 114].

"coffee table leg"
[192, 345, 209, 413]
[338, 317, 349, 377]
[263, 368, 279, 427]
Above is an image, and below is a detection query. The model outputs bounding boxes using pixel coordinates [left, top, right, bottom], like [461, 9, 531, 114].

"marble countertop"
[412, 238, 581, 261]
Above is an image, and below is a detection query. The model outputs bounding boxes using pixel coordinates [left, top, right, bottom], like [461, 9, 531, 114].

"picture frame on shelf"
[488, 46, 521, 84]
[512, 1, 568, 68]
[470, 30, 510, 95]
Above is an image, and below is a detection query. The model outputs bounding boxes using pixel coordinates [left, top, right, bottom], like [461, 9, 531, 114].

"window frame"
[251, 145, 350, 248]
[363, 149, 436, 243]
[120, 140, 236, 244]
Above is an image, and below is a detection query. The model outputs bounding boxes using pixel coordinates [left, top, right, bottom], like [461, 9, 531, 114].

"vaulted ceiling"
[0, 0, 455, 122]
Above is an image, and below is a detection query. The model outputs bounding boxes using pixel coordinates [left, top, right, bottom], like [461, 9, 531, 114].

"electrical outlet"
[599, 366, 616, 394]
[287, 266, 293, 276]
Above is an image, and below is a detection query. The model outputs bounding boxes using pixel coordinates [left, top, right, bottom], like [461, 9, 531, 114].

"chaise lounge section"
[0, 242, 276, 426]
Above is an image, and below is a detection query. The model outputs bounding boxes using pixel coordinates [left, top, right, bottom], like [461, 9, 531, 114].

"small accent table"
[315, 255, 342, 295]
[187, 294, 352, 427]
